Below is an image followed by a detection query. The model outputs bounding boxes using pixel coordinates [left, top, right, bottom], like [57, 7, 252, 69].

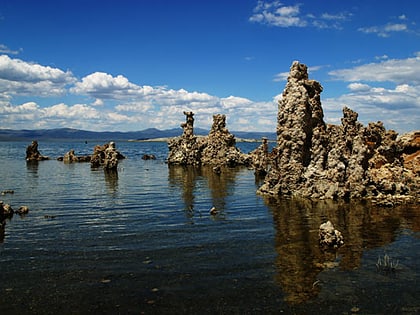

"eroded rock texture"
[201, 114, 251, 167]
[258, 61, 419, 204]
[167, 112, 250, 167]
[90, 142, 125, 169]
[167, 111, 204, 166]
[25, 140, 49, 161]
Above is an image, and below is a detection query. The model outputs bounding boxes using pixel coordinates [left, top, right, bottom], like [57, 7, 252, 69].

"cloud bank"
[0, 52, 419, 133]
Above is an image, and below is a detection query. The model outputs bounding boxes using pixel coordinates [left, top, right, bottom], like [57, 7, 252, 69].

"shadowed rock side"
[167, 112, 251, 168]
[258, 61, 419, 204]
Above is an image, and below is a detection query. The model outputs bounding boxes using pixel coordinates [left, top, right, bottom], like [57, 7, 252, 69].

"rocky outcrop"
[319, 220, 344, 248]
[258, 61, 419, 204]
[90, 142, 125, 169]
[167, 112, 251, 168]
[26, 140, 49, 161]
[200, 114, 251, 167]
[167, 111, 204, 166]
[58, 149, 91, 163]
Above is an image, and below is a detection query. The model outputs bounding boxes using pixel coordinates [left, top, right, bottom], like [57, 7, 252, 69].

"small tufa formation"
[319, 220, 344, 248]
[258, 61, 419, 204]
[103, 142, 120, 171]
[26, 140, 49, 161]
[90, 142, 125, 169]
[167, 111, 204, 165]
[58, 149, 91, 163]
[167, 112, 251, 168]
[200, 114, 251, 167]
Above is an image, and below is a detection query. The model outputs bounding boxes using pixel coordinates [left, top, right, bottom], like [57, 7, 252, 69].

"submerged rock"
[258, 61, 419, 204]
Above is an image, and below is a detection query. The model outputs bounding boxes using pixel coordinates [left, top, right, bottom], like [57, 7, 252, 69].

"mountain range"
[0, 127, 276, 141]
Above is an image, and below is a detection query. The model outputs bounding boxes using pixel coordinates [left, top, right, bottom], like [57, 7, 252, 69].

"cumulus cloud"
[324, 53, 420, 132]
[0, 55, 75, 97]
[329, 53, 420, 84]
[70, 72, 145, 100]
[249, 1, 351, 29]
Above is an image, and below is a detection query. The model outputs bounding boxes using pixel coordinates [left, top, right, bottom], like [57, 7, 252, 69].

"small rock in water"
[16, 206, 29, 215]
[209, 207, 218, 215]
[1, 190, 14, 195]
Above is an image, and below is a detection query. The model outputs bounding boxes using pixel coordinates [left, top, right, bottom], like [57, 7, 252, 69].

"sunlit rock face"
[167, 111, 204, 166]
[258, 61, 419, 204]
[200, 114, 251, 167]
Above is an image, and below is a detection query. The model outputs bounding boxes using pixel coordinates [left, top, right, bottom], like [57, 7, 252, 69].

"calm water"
[0, 140, 419, 314]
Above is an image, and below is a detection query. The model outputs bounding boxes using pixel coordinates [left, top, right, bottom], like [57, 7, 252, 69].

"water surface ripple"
[0, 141, 419, 314]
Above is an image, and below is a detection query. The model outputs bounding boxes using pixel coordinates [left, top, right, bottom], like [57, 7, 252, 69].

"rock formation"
[25, 140, 49, 161]
[167, 112, 251, 168]
[58, 149, 91, 163]
[200, 114, 251, 167]
[167, 111, 204, 166]
[102, 142, 121, 171]
[258, 61, 419, 204]
[319, 220, 344, 248]
[90, 142, 125, 169]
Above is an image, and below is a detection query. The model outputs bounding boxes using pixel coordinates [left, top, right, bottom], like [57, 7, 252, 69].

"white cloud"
[359, 23, 408, 37]
[70, 72, 144, 99]
[249, 1, 351, 29]
[347, 83, 371, 91]
[329, 53, 420, 84]
[358, 14, 417, 37]
[0, 44, 22, 55]
[0, 55, 75, 97]
[324, 53, 420, 132]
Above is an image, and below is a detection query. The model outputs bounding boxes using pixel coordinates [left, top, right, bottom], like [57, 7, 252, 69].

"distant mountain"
[0, 127, 276, 141]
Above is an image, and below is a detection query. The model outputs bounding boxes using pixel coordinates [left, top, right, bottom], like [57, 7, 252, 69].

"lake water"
[0, 140, 419, 314]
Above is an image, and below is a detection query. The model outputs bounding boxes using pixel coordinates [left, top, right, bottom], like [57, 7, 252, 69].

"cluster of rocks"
[257, 61, 419, 204]
[0, 201, 29, 217]
[167, 111, 251, 169]
[55, 141, 125, 171]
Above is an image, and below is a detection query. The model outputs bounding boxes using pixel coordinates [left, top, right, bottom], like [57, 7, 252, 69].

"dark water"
[0, 140, 419, 314]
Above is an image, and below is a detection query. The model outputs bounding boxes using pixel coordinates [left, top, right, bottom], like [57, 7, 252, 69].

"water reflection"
[104, 169, 119, 195]
[0, 223, 5, 243]
[26, 160, 39, 177]
[168, 165, 240, 222]
[265, 197, 420, 304]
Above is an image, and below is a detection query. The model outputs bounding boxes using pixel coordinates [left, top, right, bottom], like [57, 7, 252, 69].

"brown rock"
[258, 61, 419, 204]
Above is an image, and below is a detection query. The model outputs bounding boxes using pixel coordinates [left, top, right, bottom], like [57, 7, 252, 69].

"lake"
[0, 140, 419, 314]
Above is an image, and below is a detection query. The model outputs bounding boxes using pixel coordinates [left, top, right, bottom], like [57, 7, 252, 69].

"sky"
[0, 0, 419, 134]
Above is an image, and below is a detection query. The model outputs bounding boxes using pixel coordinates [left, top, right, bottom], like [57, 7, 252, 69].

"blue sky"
[0, 0, 419, 133]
